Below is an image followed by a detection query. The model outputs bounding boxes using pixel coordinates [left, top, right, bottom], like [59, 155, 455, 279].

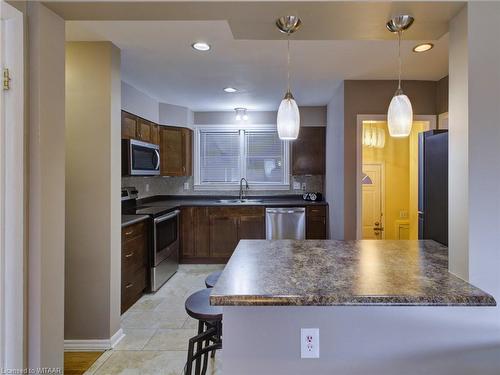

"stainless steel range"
[151, 209, 180, 291]
[122, 187, 179, 291]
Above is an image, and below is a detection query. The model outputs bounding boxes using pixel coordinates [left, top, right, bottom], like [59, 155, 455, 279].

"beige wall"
[194, 106, 326, 126]
[26, 2, 65, 369]
[343, 80, 437, 239]
[65, 42, 121, 340]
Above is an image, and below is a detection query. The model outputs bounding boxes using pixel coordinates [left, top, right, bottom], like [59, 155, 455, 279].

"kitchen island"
[210, 240, 497, 375]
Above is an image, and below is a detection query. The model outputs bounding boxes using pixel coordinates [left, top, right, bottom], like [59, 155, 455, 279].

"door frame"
[0, 1, 25, 369]
[356, 114, 436, 239]
[361, 161, 386, 240]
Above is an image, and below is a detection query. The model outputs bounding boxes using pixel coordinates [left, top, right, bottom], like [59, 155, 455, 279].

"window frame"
[193, 124, 290, 190]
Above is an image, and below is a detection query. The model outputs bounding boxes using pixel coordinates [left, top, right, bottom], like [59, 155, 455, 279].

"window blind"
[245, 131, 284, 183]
[199, 131, 241, 183]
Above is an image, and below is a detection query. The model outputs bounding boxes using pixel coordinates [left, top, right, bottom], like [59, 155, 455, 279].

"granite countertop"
[121, 214, 149, 227]
[210, 240, 496, 307]
[139, 195, 328, 210]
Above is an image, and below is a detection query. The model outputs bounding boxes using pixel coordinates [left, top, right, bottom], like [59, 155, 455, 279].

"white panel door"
[362, 163, 384, 239]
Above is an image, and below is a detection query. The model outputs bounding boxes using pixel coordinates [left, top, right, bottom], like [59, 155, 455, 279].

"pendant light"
[386, 15, 414, 137]
[276, 16, 302, 140]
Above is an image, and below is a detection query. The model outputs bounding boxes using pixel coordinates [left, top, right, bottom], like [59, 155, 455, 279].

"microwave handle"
[154, 210, 180, 224]
[154, 149, 160, 170]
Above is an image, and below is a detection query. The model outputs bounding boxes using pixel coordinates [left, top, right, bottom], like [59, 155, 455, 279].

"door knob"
[374, 221, 380, 226]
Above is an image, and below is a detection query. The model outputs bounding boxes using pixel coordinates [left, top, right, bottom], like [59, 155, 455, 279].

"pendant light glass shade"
[277, 91, 300, 140]
[387, 92, 413, 137]
[386, 16, 414, 138]
[276, 16, 301, 141]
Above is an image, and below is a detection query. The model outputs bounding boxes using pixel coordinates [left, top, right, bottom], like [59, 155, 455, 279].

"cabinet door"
[238, 214, 265, 239]
[292, 127, 326, 175]
[208, 208, 239, 258]
[151, 123, 160, 145]
[180, 207, 195, 259]
[160, 127, 184, 176]
[182, 128, 193, 176]
[137, 118, 152, 143]
[121, 111, 137, 139]
[306, 215, 327, 239]
[194, 207, 210, 257]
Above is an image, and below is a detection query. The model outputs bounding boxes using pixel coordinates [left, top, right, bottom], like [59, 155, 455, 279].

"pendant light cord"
[397, 30, 402, 91]
[287, 31, 291, 93]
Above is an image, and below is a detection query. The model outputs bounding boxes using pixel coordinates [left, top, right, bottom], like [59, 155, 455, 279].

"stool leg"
[201, 334, 210, 375]
[194, 321, 204, 375]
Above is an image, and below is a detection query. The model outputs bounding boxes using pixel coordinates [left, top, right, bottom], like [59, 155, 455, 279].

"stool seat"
[205, 271, 223, 288]
[185, 289, 222, 322]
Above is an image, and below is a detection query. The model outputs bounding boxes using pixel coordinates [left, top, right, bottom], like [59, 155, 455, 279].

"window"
[195, 126, 290, 190]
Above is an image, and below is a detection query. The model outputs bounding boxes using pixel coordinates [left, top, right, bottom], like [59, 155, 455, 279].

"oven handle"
[154, 210, 180, 224]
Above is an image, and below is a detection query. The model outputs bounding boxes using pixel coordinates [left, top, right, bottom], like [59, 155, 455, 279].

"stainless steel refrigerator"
[418, 130, 448, 245]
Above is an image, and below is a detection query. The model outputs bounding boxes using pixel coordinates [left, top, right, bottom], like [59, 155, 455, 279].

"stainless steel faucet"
[239, 178, 249, 200]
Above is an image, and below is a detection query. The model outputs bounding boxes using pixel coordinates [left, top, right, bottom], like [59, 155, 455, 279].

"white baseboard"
[64, 328, 125, 351]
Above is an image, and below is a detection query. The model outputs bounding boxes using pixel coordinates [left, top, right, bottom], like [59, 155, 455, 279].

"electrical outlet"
[184, 182, 190, 190]
[293, 181, 301, 190]
[301, 328, 319, 359]
[301, 182, 307, 191]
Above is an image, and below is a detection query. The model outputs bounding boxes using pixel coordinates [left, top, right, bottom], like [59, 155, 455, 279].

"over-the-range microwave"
[122, 139, 160, 176]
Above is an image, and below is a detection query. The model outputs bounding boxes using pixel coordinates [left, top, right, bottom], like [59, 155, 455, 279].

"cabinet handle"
[125, 283, 134, 289]
[125, 230, 134, 236]
[125, 252, 134, 258]
[183, 166, 186, 172]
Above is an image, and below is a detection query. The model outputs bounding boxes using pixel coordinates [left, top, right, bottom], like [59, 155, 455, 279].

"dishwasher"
[265, 207, 306, 240]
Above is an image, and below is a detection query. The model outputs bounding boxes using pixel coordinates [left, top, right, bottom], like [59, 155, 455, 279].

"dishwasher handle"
[266, 207, 305, 214]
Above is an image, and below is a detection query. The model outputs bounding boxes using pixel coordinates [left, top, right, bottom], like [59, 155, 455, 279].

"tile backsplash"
[122, 175, 324, 199]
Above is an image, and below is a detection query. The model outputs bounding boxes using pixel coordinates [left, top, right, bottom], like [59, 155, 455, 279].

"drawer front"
[122, 235, 148, 274]
[122, 221, 146, 242]
[121, 266, 147, 313]
[306, 206, 326, 217]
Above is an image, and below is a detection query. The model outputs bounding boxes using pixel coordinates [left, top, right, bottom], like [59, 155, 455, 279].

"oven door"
[129, 139, 160, 176]
[153, 210, 180, 266]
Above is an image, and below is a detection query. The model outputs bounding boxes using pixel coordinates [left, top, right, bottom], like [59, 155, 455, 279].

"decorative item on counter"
[303, 192, 322, 201]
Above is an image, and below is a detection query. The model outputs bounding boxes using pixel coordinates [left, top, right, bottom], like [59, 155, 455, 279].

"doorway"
[356, 115, 435, 240]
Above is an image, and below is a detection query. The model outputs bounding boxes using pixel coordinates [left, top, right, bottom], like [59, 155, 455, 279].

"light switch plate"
[184, 182, 190, 190]
[301, 328, 320, 358]
[293, 181, 301, 190]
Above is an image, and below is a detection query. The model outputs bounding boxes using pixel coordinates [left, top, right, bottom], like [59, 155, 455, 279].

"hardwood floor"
[64, 352, 103, 375]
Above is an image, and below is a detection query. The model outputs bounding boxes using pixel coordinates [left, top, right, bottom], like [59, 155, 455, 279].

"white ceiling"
[66, 15, 450, 111]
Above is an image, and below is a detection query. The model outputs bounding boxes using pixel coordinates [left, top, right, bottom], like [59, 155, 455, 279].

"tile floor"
[85, 264, 225, 375]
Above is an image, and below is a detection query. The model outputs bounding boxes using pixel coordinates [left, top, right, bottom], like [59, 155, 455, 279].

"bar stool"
[184, 289, 222, 375]
[205, 270, 222, 288]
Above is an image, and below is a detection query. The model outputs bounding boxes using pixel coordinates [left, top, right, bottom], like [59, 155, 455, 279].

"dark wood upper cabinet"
[150, 123, 160, 145]
[292, 127, 326, 175]
[160, 126, 193, 176]
[136, 118, 152, 143]
[121, 111, 138, 140]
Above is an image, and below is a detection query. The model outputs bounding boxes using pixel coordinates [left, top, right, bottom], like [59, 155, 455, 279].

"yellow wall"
[363, 122, 409, 240]
[362, 121, 430, 240]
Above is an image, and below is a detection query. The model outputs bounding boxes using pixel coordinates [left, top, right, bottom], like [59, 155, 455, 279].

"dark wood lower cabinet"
[180, 206, 265, 263]
[306, 206, 328, 239]
[121, 221, 149, 314]
[180, 205, 327, 263]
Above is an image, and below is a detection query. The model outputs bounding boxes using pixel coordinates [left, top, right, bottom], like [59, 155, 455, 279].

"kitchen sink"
[216, 199, 263, 204]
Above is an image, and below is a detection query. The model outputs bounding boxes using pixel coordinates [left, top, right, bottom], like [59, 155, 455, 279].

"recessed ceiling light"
[224, 87, 238, 93]
[413, 43, 434, 53]
[192, 42, 210, 51]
